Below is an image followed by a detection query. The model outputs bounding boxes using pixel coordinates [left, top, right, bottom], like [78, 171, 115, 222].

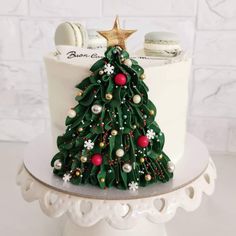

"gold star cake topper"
[98, 16, 136, 50]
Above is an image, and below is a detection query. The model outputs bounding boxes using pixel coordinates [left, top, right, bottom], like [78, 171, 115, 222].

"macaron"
[87, 29, 107, 49]
[144, 32, 182, 57]
[54, 22, 88, 47]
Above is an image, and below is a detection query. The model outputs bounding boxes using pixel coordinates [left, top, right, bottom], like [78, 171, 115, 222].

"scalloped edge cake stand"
[16, 133, 216, 236]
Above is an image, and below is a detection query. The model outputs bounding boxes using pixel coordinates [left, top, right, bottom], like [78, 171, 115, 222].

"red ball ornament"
[114, 73, 127, 86]
[137, 135, 149, 148]
[91, 153, 103, 166]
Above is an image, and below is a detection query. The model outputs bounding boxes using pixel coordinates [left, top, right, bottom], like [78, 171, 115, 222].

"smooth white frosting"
[144, 60, 190, 163]
[44, 48, 191, 164]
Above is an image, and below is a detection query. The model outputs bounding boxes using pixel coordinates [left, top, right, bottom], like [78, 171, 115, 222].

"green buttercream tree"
[51, 45, 174, 191]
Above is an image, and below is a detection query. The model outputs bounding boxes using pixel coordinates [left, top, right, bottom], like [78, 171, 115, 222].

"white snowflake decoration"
[104, 63, 114, 75]
[146, 129, 156, 140]
[128, 181, 139, 191]
[63, 173, 72, 182]
[84, 140, 94, 150]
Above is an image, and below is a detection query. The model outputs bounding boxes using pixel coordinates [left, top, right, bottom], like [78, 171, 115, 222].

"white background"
[0, 0, 236, 235]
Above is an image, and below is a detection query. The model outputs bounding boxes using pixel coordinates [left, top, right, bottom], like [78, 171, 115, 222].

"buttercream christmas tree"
[51, 17, 174, 191]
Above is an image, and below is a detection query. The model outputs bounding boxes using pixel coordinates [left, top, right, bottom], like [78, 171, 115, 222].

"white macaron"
[144, 32, 182, 57]
[54, 22, 88, 47]
[87, 29, 107, 49]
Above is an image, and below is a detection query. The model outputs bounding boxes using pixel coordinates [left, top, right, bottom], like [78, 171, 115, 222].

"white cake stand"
[16, 133, 216, 236]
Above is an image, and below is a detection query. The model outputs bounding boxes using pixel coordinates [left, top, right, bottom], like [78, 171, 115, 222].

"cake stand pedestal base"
[63, 218, 166, 236]
[16, 133, 216, 236]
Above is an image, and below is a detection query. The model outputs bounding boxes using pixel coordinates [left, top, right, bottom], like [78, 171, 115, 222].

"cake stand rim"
[23, 132, 210, 201]
[22, 159, 209, 201]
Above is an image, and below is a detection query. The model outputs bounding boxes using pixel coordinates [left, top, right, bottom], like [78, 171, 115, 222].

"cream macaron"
[87, 29, 107, 50]
[144, 32, 182, 57]
[54, 22, 88, 47]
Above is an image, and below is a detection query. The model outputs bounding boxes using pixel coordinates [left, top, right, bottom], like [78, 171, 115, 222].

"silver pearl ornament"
[91, 104, 102, 114]
[68, 109, 76, 118]
[111, 130, 118, 136]
[133, 94, 141, 104]
[54, 160, 62, 170]
[116, 148, 124, 157]
[167, 161, 175, 173]
[99, 70, 104, 75]
[122, 163, 132, 173]
[124, 58, 132, 67]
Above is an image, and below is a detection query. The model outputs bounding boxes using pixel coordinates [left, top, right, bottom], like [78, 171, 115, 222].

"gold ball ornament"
[105, 93, 113, 100]
[111, 130, 118, 136]
[145, 174, 152, 181]
[100, 178, 105, 183]
[80, 156, 87, 163]
[75, 169, 81, 176]
[140, 74, 146, 80]
[77, 91, 83, 97]
[140, 157, 145, 163]
[149, 110, 155, 115]
[99, 142, 105, 148]
[78, 127, 83, 132]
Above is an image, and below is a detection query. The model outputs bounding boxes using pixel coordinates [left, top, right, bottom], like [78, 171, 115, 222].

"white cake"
[44, 47, 191, 164]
